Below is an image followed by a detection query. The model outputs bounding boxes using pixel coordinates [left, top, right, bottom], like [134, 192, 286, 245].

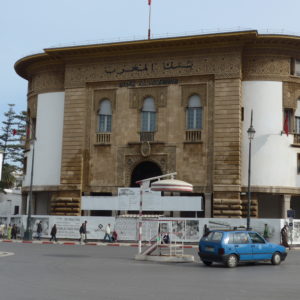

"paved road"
[0, 243, 299, 300]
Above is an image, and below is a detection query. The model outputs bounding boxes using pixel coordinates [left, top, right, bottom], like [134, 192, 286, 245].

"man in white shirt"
[103, 223, 112, 242]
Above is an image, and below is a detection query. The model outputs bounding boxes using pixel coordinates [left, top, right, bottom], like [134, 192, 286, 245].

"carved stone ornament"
[93, 89, 116, 111]
[31, 71, 65, 93]
[140, 141, 151, 157]
[65, 53, 241, 88]
[181, 83, 207, 107]
[117, 145, 176, 186]
[129, 86, 167, 109]
[283, 82, 300, 109]
[243, 56, 290, 80]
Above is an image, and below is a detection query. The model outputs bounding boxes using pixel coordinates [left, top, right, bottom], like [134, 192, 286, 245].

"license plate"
[205, 246, 214, 252]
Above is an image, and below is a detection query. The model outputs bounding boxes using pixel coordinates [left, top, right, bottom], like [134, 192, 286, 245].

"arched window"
[141, 97, 156, 132]
[187, 95, 202, 129]
[98, 99, 112, 132]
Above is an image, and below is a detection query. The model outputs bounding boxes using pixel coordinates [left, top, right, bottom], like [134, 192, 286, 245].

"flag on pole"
[148, 0, 151, 5]
[283, 113, 289, 136]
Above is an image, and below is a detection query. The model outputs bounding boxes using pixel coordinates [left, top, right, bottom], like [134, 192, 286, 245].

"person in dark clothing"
[84, 220, 88, 242]
[11, 224, 17, 239]
[281, 224, 291, 249]
[112, 230, 118, 242]
[162, 233, 170, 244]
[79, 223, 85, 244]
[36, 221, 42, 240]
[50, 224, 57, 242]
[203, 224, 210, 237]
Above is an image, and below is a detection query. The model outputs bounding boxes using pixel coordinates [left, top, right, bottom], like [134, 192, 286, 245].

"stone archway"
[130, 161, 162, 187]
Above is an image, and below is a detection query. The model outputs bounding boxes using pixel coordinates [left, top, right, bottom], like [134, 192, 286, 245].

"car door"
[227, 232, 252, 261]
[248, 232, 273, 260]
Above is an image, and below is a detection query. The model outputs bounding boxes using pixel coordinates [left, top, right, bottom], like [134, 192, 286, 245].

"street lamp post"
[247, 110, 255, 231]
[23, 140, 35, 240]
[6, 199, 12, 227]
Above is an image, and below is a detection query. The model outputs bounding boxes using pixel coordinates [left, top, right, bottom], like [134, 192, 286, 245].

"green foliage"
[0, 164, 16, 191]
[0, 104, 26, 190]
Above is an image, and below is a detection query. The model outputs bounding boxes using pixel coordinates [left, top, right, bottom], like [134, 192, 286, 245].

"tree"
[9, 110, 27, 168]
[0, 164, 16, 192]
[0, 104, 18, 167]
[0, 104, 26, 190]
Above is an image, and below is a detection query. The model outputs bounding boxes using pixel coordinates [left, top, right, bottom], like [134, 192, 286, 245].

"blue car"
[198, 230, 287, 268]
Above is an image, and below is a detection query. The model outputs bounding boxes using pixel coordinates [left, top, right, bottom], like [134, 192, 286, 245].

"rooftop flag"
[147, 0, 152, 39]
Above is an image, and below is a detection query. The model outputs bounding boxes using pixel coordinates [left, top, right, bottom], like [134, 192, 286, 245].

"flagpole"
[148, 0, 152, 40]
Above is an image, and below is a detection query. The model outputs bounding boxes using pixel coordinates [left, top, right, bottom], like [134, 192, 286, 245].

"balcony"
[185, 130, 202, 142]
[294, 133, 300, 145]
[96, 132, 111, 145]
[140, 132, 155, 142]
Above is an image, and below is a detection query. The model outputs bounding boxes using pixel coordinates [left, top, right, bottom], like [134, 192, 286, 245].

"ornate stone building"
[15, 30, 300, 218]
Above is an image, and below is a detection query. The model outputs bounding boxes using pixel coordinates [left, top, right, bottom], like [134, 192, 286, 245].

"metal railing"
[96, 132, 111, 144]
[140, 132, 155, 142]
[185, 130, 202, 142]
[294, 133, 300, 144]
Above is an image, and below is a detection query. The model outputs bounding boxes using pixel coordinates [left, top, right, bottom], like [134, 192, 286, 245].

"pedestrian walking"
[11, 224, 17, 239]
[50, 224, 57, 242]
[36, 221, 42, 240]
[281, 224, 290, 249]
[263, 223, 270, 241]
[0, 224, 4, 239]
[84, 220, 88, 242]
[203, 224, 210, 237]
[7, 224, 12, 240]
[103, 224, 112, 242]
[79, 223, 85, 244]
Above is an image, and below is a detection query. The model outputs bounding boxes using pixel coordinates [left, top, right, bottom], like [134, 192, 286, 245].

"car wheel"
[226, 254, 238, 268]
[202, 260, 212, 266]
[271, 252, 282, 265]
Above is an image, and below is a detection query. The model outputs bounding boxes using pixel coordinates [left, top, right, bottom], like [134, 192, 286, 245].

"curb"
[1, 239, 298, 250]
[0, 239, 199, 249]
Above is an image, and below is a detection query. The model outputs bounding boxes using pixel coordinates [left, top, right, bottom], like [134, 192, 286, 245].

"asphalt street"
[0, 243, 299, 300]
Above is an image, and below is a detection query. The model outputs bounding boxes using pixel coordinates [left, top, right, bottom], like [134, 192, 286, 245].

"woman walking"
[50, 224, 57, 242]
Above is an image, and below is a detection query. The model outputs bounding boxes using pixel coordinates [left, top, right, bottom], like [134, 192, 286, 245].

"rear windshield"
[202, 231, 223, 242]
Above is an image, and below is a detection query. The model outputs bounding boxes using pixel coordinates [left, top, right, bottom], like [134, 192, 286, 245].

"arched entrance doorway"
[130, 161, 162, 187]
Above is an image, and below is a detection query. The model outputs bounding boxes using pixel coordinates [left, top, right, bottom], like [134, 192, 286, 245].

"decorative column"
[281, 194, 291, 219]
[204, 193, 212, 218]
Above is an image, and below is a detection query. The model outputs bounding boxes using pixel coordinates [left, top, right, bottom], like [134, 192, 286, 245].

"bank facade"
[15, 30, 300, 219]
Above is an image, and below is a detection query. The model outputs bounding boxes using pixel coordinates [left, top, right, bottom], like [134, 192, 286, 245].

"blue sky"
[1, 0, 300, 120]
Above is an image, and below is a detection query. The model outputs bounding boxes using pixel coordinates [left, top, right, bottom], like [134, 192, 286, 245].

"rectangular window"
[141, 112, 156, 132]
[291, 58, 300, 76]
[99, 115, 112, 132]
[187, 108, 202, 129]
[295, 117, 300, 134]
[295, 59, 300, 76]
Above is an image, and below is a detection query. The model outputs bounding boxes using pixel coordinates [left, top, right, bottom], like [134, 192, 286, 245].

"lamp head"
[247, 125, 255, 140]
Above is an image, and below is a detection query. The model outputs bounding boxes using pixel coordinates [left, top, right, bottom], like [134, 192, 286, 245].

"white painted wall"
[23, 92, 65, 186]
[0, 189, 21, 218]
[242, 81, 300, 188]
